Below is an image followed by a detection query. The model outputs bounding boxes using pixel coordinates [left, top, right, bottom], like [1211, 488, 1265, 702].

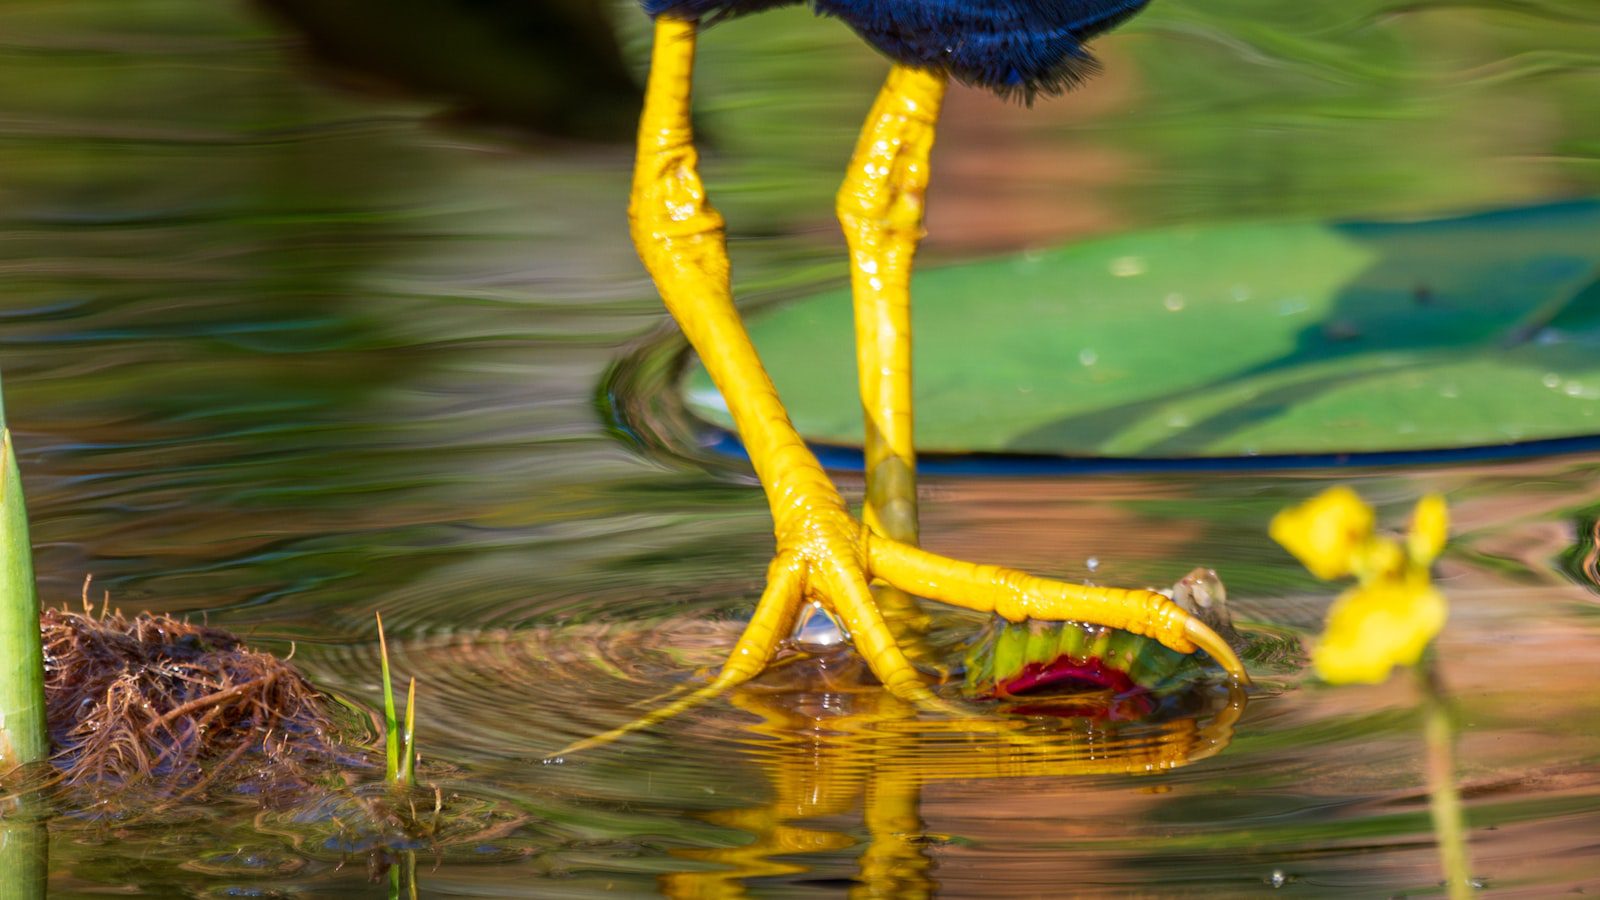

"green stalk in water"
[388, 848, 419, 900]
[0, 385, 49, 900]
[0, 815, 47, 900]
[375, 613, 417, 788]
[375, 619, 421, 899]
[1419, 661, 1474, 900]
[0, 423, 47, 774]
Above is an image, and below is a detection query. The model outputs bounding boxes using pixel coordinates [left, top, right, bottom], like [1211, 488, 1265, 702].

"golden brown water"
[3, 0, 1600, 895]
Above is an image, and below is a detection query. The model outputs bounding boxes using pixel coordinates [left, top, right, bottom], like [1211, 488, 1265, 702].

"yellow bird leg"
[560, 18, 1247, 756]
[624, 16, 936, 701]
[838, 66, 947, 645]
[841, 65, 944, 547]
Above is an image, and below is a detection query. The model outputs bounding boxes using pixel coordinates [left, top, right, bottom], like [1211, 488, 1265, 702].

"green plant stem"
[399, 677, 417, 788]
[1417, 661, 1473, 898]
[0, 813, 47, 900]
[377, 612, 400, 783]
[0, 428, 47, 774]
[388, 849, 418, 900]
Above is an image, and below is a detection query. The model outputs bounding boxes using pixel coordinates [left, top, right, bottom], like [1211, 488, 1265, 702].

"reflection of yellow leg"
[840, 66, 946, 643]
[857, 772, 935, 900]
[561, 17, 1246, 756]
[661, 691, 861, 899]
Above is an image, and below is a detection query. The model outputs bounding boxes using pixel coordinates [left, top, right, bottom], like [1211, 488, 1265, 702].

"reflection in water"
[0, 813, 47, 900]
[258, 0, 642, 139]
[664, 655, 1243, 898]
[2, 0, 1600, 894]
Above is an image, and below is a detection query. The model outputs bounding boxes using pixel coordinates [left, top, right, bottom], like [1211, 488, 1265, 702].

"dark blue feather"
[639, 0, 1151, 98]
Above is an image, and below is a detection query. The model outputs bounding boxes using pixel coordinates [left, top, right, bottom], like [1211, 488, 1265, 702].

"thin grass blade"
[376, 612, 399, 783]
[399, 677, 417, 788]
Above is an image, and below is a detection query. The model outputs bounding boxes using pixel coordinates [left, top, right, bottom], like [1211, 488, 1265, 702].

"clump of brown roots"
[41, 600, 337, 791]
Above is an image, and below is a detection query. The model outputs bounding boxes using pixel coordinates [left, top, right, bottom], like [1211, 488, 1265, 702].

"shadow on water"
[256, 0, 642, 140]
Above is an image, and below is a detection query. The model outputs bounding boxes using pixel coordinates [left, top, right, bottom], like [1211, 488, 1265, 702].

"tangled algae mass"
[40, 601, 339, 789]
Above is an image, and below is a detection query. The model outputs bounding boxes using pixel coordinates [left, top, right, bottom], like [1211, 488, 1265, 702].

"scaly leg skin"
[840, 66, 945, 651]
[555, 18, 1246, 757]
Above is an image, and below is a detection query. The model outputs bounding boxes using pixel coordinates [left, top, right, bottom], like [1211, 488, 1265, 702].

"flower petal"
[1407, 493, 1449, 566]
[1270, 486, 1376, 581]
[1313, 579, 1447, 685]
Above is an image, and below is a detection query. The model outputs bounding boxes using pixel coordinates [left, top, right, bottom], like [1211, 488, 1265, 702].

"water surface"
[3, 0, 1600, 895]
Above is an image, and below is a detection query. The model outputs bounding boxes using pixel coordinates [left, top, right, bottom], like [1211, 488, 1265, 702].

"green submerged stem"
[1417, 660, 1474, 898]
[0, 378, 49, 900]
[0, 426, 47, 774]
[0, 816, 47, 900]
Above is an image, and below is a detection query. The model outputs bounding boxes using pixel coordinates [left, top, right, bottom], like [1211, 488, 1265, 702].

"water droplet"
[1110, 256, 1145, 277]
[1086, 557, 1100, 572]
[795, 602, 845, 647]
[1231, 284, 1252, 301]
[1079, 348, 1098, 366]
[1544, 373, 1563, 389]
[1276, 296, 1309, 316]
[1439, 384, 1459, 399]
[1268, 870, 1289, 888]
[1566, 380, 1586, 397]
[1163, 293, 1185, 311]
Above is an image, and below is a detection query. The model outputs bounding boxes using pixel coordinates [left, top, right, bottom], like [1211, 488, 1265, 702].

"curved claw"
[1184, 617, 1251, 685]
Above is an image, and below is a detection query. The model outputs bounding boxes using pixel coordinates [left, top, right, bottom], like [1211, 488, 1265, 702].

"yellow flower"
[1268, 486, 1375, 580]
[1407, 493, 1449, 566]
[1313, 576, 1447, 684]
[1271, 488, 1451, 685]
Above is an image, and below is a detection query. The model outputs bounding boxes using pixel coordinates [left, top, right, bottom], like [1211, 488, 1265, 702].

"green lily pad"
[683, 200, 1600, 458]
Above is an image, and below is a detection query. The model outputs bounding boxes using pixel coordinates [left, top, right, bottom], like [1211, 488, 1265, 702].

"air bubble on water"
[1079, 348, 1098, 366]
[1086, 556, 1100, 573]
[1163, 293, 1185, 311]
[1267, 870, 1288, 888]
[1544, 373, 1562, 389]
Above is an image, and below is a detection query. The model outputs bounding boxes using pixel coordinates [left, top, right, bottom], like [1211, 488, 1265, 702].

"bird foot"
[555, 502, 1246, 756]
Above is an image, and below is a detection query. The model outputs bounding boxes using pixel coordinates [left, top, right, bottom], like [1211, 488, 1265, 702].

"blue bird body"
[640, 0, 1150, 96]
